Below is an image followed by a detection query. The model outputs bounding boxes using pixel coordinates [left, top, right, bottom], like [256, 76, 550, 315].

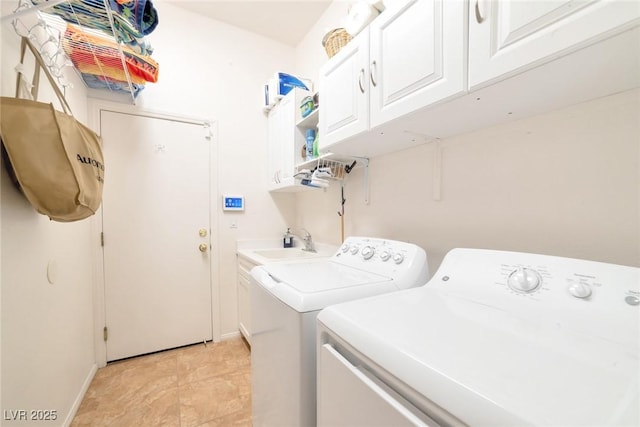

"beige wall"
[1, 2, 96, 424]
[293, 89, 640, 274]
[294, 1, 350, 85]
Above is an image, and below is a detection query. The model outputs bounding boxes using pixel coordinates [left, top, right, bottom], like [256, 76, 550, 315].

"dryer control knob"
[362, 246, 375, 260]
[350, 246, 359, 255]
[380, 251, 391, 262]
[508, 267, 541, 293]
[393, 253, 404, 264]
[341, 244, 350, 253]
[569, 282, 592, 299]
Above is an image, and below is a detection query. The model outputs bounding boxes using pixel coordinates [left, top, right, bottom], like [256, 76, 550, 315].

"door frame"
[88, 99, 221, 368]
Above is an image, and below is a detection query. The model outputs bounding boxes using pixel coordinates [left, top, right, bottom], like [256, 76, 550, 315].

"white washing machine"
[317, 248, 639, 426]
[250, 236, 428, 427]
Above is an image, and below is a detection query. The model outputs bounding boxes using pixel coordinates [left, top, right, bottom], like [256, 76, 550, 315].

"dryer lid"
[318, 284, 640, 426]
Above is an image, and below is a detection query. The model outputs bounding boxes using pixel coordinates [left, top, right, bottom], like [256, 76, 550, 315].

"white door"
[468, 0, 640, 89]
[369, 0, 466, 127]
[319, 29, 370, 151]
[101, 111, 213, 361]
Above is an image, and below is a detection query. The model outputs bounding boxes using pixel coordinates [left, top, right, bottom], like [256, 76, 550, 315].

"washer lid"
[318, 286, 640, 426]
[264, 260, 392, 291]
[254, 260, 394, 312]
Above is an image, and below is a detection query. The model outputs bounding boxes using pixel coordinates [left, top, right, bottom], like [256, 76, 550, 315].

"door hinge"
[103, 326, 108, 342]
[100, 232, 104, 247]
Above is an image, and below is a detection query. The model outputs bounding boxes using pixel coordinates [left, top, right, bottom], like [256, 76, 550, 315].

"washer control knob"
[625, 295, 640, 306]
[508, 267, 541, 293]
[350, 246, 359, 255]
[341, 244, 350, 253]
[393, 253, 404, 265]
[380, 251, 391, 262]
[362, 246, 375, 260]
[569, 282, 592, 299]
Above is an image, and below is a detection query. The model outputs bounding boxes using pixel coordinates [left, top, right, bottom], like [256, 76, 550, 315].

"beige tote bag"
[0, 37, 104, 222]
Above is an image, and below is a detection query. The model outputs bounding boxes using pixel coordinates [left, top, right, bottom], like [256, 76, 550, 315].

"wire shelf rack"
[3, 0, 158, 103]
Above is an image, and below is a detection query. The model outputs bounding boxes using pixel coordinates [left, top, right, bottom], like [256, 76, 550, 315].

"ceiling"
[166, 1, 333, 46]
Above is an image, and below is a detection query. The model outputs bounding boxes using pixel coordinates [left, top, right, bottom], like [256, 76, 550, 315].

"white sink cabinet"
[319, 0, 466, 157]
[237, 256, 257, 344]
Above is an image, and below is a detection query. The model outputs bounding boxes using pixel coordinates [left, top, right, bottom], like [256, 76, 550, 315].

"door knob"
[199, 243, 208, 253]
[199, 228, 208, 237]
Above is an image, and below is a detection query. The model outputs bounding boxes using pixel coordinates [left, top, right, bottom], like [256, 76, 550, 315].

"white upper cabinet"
[369, 0, 466, 127]
[319, 0, 466, 157]
[468, 0, 640, 89]
[319, 30, 370, 147]
[318, 0, 638, 159]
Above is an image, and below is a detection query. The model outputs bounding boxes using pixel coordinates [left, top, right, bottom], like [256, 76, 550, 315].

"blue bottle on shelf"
[306, 129, 315, 159]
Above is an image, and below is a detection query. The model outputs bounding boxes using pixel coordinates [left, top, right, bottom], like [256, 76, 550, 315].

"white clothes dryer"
[317, 248, 639, 426]
[250, 236, 428, 427]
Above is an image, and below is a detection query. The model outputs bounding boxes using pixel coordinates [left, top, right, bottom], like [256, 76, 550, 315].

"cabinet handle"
[475, 0, 485, 23]
[358, 68, 365, 93]
[370, 60, 377, 87]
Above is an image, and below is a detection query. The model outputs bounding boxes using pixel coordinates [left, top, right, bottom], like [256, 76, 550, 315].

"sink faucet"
[300, 228, 316, 252]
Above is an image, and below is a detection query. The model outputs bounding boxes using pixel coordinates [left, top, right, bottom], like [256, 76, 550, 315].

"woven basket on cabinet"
[322, 28, 352, 58]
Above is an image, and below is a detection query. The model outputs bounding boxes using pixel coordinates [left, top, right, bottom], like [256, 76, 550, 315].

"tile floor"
[71, 338, 251, 427]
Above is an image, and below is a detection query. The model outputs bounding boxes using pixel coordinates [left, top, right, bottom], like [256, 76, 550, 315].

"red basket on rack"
[62, 24, 159, 84]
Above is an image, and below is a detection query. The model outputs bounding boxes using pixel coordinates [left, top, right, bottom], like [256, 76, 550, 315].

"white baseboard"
[62, 363, 97, 427]
[220, 331, 241, 341]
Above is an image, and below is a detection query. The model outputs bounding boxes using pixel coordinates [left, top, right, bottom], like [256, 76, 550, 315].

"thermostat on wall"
[222, 194, 244, 211]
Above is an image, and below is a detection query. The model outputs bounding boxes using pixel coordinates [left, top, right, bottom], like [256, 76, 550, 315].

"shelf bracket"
[404, 131, 442, 201]
[350, 156, 370, 205]
[433, 140, 442, 201]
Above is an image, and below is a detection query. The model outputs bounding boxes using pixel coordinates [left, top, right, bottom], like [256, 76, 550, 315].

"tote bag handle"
[16, 37, 73, 116]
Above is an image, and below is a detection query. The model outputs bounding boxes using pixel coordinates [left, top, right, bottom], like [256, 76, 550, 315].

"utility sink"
[253, 249, 323, 259]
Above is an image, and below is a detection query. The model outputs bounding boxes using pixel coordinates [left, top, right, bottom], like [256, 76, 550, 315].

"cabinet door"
[278, 95, 296, 183]
[237, 257, 258, 344]
[267, 94, 296, 189]
[267, 102, 283, 187]
[319, 31, 370, 151]
[237, 272, 251, 343]
[369, 0, 466, 128]
[468, 0, 640, 90]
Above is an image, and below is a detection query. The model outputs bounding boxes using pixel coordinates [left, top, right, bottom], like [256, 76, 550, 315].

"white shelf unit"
[295, 101, 319, 164]
[267, 89, 369, 196]
[296, 108, 318, 130]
